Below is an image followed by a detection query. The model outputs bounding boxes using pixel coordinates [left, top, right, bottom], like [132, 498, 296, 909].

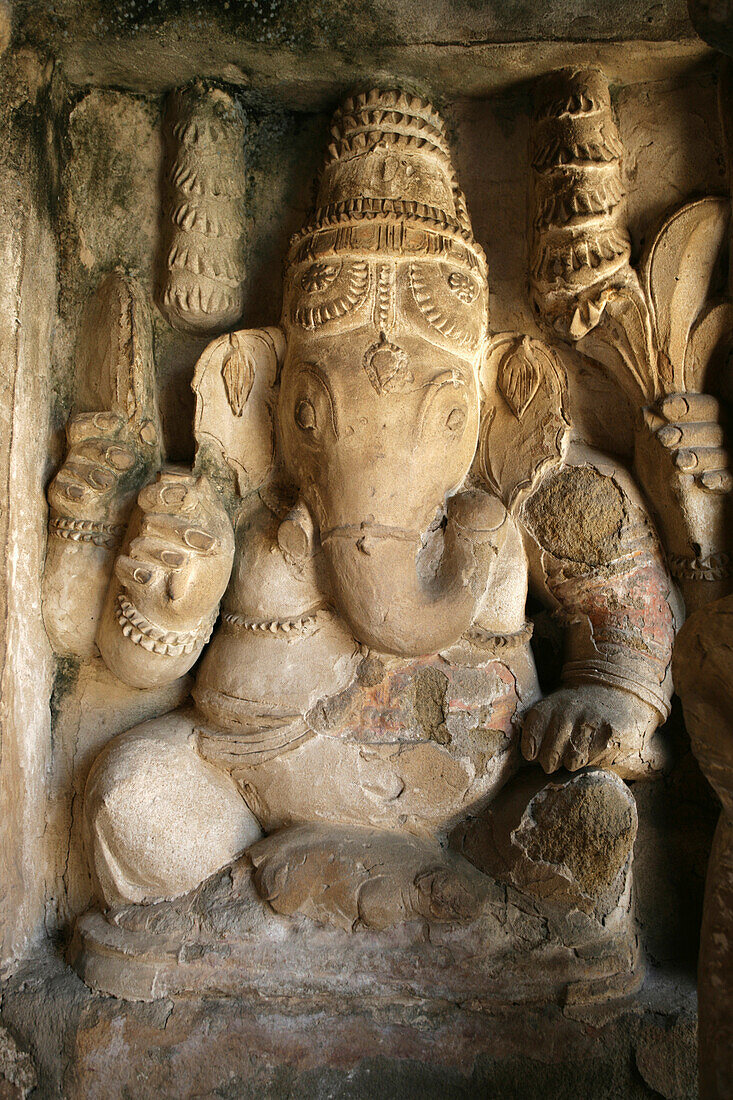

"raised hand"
[43, 270, 167, 658]
[638, 391, 730, 497]
[634, 392, 732, 604]
[114, 471, 235, 634]
[48, 411, 158, 543]
[43, 411, 160, 657]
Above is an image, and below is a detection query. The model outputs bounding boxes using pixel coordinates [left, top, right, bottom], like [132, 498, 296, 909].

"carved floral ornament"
[300, 261, 339, 291]
[35, 77, 733, 1060]
[220, 333, 256, 416]
[288, 258, 485, 355]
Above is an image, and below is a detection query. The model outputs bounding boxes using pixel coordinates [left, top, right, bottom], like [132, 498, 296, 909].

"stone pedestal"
[0, 953, 697, 1100]
[68, 854, 642, 1007]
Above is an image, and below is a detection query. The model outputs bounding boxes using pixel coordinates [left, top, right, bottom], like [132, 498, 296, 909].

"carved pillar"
[0, 46, 57, 972]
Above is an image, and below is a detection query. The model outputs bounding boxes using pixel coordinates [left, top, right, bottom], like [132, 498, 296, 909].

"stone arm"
[530, 66, 733, 622]
[96, 470, 235, 690]
[44, 321, 281, 682]
[517, 446, 680, 776]
[43, 408, 235, 687]
[43, 411, 159, 658]
[88, 326, 283, 688]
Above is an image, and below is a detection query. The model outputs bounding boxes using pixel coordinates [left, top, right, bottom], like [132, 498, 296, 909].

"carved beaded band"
[667, 551, 731, 582]
[116, 594, 216, 656]
[221, 610, 320, 636]
[50, 514, 126, 550]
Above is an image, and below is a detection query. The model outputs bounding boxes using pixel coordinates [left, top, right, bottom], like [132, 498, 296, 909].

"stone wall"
[0, 44, 57, 973]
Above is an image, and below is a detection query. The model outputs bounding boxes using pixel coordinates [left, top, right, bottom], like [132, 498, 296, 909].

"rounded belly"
[193, 609, 361, 731]
[207, 640, 542, 836]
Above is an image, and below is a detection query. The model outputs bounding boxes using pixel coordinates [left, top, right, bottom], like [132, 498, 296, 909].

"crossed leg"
[84, 708, 262, 908]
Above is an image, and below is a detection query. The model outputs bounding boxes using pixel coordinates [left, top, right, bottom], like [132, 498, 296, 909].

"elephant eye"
[295, 398, 317, 432]
[446, 406, 466, 432]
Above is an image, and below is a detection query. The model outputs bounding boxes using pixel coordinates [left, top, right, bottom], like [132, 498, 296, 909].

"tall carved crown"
[286, 89, 487, 281]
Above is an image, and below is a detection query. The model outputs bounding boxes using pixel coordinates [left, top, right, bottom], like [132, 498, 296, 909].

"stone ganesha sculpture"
[44, 90, 680, 937]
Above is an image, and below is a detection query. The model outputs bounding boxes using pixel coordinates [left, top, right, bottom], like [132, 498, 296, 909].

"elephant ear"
[475, 333, 571, 511]
[192, 326, 285, 500]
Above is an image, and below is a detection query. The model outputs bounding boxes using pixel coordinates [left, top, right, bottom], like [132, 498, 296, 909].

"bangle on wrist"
[50, 513, 125, 550]
[667, 551, 730, 582]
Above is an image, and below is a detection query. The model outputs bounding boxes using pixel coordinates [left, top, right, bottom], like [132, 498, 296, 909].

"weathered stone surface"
[0, 955, 699, 1099]
[689, 0, 733, 56]
[0, 46, 715, 973]
[0, 44, 57, 975]
[0, 1028, 36, 1100]
[68, 839, 642, 1007]
[675, 601, 733, 1098]
[8, 0, 713, 104]
[636, 1014, 698, 1100]
[45, 659, 194, 930]
[43, 88, 695, 1021]
[455, 768, 637, 917]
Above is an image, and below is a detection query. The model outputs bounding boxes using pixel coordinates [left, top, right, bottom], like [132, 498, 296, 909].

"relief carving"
[531, 63, 733, 1095]
[159, 81, 248, 335]
[531, 66, 732, 609]
[40, 83, 729, 1010]
[43, 270, 162, 657]
[666, 60, 733, 1100]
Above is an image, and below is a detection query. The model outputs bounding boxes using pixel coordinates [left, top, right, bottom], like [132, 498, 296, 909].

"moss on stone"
[414, 665, 450, 745]
[49, 654, 80, 728]
[523, 464, 626, 566]
[16, 0, 398, 54]
[524, 777, 635, 900]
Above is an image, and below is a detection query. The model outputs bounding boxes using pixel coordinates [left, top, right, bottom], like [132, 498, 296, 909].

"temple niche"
[1, 1, 733, 1097]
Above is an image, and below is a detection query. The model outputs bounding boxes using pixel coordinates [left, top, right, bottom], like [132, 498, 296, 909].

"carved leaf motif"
[576, 281, 659, 406]
[684, 300, 733, 393]
[476, 333, 570, 509]
[193, 327, 284, 498]
[497, 337, 541, 418]
[641, 196, 729, 392]
[221, 337, 255, 416]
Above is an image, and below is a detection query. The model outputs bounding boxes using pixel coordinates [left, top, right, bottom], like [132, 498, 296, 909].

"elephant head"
[276, 90, 505, 657]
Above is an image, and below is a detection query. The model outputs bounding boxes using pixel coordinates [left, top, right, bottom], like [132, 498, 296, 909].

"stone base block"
[69, 855, 642, 1007]
[0, 954, 697, 1100]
